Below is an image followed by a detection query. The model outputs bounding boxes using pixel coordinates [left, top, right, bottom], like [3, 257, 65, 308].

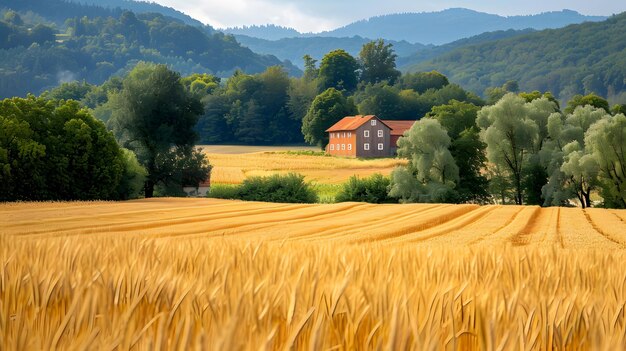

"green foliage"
[336, 174, 395, 203]
[318, 49, 359, 93]
[207, 184, 240, 200]
[0, 96, 132, 201]
[390, 119, 459, 203]
[109, 63, 206, 198]
[408, 13, 626, 103]
[359, 39, 401, 85]
[0, 2, 298, 98]
[584, 113, 626, 208]
[398, 71, 449, 94]
[477, 93, 558, 204]
[302, 88, 357, 149]
[209, 173, 318, 203]
[564, 94, 610, 114]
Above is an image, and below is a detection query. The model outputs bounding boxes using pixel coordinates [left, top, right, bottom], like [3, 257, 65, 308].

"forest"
[0, 2, 298, 98]
[407, 12, 626, 103]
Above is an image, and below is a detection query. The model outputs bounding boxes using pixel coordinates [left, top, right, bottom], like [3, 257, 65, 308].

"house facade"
[183, 177, 211, 197]
[325, 115, 416, 158]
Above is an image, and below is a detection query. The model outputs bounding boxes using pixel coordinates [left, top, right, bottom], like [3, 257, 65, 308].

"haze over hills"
[224, 8, 607, 44]
[406, 13, 626, 103]
[234, 35, 428, 68]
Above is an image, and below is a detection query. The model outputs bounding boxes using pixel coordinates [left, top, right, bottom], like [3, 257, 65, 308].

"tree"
[398, 71, 449, 94]
[541, 105, 607, 208]
[318, 49, 359, 93]
[584, 113, 626, 208]
[109, 63, 206, 198]
[564, 94, 610, 114]
[426, 101, 489, 203]
[301, 88, 356, 149]
[0, 96, 131, 201]
[477, 93, 557, 204]
[389, 119, 459, 203]
[359, 39, 401, 85]
[302, 54, 319, 82]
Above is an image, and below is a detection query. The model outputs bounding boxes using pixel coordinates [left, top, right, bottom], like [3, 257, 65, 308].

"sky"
[149, 0, 626, 33]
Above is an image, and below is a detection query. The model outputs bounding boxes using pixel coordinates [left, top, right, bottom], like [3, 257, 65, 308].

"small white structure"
[183, 179, 211, 197]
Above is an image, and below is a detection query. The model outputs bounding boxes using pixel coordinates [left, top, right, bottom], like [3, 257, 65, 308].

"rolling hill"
[0, 0, 300, 98]
[404, 13, 626, 102]
[225, 8, 606, 45]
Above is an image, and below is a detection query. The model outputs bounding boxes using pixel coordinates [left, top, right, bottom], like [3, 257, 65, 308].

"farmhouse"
[183, 178, 211, 197]
[325, 115, 416, 157]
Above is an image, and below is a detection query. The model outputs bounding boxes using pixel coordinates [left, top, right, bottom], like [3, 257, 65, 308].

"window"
[348, 132, 352, 137]
[364, 130, 369, 137]
[348, 144, 352, 151]
[336, 144, 340, 151]
[330, 144, 334, 151]
[378, 129, 383, 137]
[371, 120, 377, 126]
[342, 144, 346, 150]
[378, 143, 384, 150]
[364, 143, 370, 150]
[343, 132, 346, 138]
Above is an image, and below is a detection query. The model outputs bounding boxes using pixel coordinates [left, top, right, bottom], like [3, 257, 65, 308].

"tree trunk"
[144, 179, 154, 198]
[584, 191, 592, 209]
[514, 173, 523, 205]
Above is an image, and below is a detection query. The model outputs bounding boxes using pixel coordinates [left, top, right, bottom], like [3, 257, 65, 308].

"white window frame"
[330, 144, 334, 151]
[348, 144, 352, 151]
[371, 120, 377, 126]
[348, 132, 352, 137]
[364, 130, 369, 137]
[336, 144, 340, 150]
[342, 144, 346, 150]
[378, 129, 383, 137]
[364, 143, 370, 151]
[378, 143, 384, 150]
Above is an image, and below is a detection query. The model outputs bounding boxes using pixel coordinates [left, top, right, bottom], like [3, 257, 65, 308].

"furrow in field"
[339, 204, 480, 244]
[558, 208, 621, 249]
[2, 198, 246, 232]
[12, 202, 309, 238]
[466, 206, 526, 245]
[510, 207, 562, 247]
[583, 209, 626, 247]
[471, 206, 540, 246]
[381, 205, 497, 245]
[270, 204, 445, 242]
[152, 202, 370, 239]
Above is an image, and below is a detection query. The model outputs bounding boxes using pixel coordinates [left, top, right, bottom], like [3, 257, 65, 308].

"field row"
[3, 198, 626, 249]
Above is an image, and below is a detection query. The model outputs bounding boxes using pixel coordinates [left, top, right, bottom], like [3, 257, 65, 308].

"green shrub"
[335, 174, 396, 203]
[209, 173, 318, 203]
[208, 184, 241, 200]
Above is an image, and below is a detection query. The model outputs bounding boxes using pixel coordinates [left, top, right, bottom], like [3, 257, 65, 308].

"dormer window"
[371, 120, 377, 126]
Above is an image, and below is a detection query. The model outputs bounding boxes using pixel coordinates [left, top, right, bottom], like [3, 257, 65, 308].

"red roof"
[381, 120, 417, 136]
[326, 115, 391, 132]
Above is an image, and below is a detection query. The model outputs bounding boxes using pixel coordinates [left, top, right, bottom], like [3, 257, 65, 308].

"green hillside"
[405, 13, 626, 103]
[0, 0, 299, 98]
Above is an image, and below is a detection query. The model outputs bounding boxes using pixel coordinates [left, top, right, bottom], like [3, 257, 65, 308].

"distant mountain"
[396, 28, 536, 68]
[227, 8, 606, 45]
[234, 35, 428, 68]
[326, 8, 606, 44]
[0, 0, 300, 98]
[405, 13, 626, 102]
[224, 25, 302, 41]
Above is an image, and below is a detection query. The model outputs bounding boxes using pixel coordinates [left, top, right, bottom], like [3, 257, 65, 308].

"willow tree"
[389, 119, 459, 203]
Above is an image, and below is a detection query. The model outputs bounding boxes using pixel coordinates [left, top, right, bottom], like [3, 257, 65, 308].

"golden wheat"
[1, 198, 626, 350]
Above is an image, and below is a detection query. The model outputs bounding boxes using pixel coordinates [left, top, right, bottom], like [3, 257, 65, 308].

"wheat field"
[201, 146, 407, 184]
[2, 198, 626, 350]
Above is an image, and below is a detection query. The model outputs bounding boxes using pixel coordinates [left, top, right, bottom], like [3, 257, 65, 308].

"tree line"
[389, 92, 626, 208]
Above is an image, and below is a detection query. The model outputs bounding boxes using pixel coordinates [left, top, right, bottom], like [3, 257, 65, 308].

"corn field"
[1, 198, 626, 349]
